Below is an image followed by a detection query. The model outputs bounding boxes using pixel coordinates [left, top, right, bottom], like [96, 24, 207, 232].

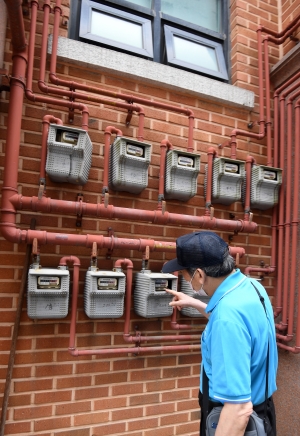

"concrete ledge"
[49, 36, 254, 109]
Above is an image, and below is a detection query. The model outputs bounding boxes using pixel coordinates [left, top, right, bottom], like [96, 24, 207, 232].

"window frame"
[79, 0, 154, 58]
[164, 25, 228, 80]
[70, 0, 230, 82]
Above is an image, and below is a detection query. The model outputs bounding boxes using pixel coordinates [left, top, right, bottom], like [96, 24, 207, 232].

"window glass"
[173, 36, 218, 72]
[123, 0, 152, 7]
[91, 10, 143, 48]
[161, 0, 221, 33]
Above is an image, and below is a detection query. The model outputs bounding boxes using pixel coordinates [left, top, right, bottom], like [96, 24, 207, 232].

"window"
[70, 0, 229, 82]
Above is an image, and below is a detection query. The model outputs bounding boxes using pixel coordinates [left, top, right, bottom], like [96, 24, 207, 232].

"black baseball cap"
[162, 231, 229, 273]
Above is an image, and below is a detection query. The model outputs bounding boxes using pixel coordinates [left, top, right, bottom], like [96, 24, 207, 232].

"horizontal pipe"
[69, 344, 201, 356]
[9, 194, 257, 234]
[244, 266, 275, 276]
[276, 343, 300, 354]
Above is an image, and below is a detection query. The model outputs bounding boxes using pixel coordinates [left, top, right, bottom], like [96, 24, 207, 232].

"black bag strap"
[251, 282, 269, 433]
[202, 365, 210, 433]
[202, 281, 270, 433]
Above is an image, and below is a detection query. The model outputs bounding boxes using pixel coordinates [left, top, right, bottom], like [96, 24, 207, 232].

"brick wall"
[0, 1, 298, 435]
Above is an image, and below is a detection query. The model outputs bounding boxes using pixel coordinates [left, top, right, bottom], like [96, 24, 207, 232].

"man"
[162, 231, 277, 436]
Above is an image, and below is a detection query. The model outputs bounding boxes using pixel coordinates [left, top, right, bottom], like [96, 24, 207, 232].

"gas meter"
[205, 157, 245, 205]
[84, 269, 126, 318]
[109, 137, 152, 194]
[46, 124, 92, 185]
[165, 150, 200, 201]
[245, 165, 282, 210]
[180, 276, 210, 318]
[134, 270, 177, 318]
[27, 266, 70, 319]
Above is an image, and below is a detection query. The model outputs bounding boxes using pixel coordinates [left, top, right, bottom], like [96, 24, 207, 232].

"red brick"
[14, 404, 52, 420]
[92, 422, 126, 436]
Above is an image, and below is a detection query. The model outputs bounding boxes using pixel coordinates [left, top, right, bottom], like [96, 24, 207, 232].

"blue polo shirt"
[201, 269, 278, 405]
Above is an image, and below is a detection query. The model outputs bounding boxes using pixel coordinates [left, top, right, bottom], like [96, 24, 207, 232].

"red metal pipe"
[276, 93, 300, 341]
[102, 126, 123, 195]
[8, 194, 257, 234]
[46, 1, 194, 147]
[25, 0, 89, 130]
[205, 147, 218, 213]
[158, 139, 173, 204]
[273, 76, 300, 317]
[244, 266, 274, 277]
[259, 14, 300, 38]
[263, 38, 273, 167]
[3, 0, 26, 53]
[69, 344, 200, 356]
[58, 256, 81, 352]
[280, 90, 300, 331]
[263, 18, 300, 45]
[221, 28, 266, 156]
[244, 156, 256, 220]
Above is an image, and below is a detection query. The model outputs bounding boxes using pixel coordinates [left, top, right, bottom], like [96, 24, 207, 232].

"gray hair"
[186, 253, 235, 278]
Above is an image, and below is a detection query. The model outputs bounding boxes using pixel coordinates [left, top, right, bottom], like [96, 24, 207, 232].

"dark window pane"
[161, 0, 221, 33]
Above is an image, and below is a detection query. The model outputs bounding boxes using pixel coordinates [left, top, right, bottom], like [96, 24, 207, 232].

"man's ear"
[197, 268, 205, 283]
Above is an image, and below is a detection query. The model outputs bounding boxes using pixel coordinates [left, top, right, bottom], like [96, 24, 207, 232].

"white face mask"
[188, 269, 197, 290]
[194, 286, 208, 297]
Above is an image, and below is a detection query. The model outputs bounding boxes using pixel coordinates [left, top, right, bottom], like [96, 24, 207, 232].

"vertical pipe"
[285, 100, 300, 339]
[158, 139, 173, 204]
[263, 38, 273, 167]
[0, 220, 35, 436]
[102, 127, 123, 195]
[281, 99, 293, 328]
[205, 147, 218, 214]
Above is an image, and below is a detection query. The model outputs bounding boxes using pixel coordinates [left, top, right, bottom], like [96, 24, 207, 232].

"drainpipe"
[158, 139, 173, 208]
[276, 90, 300, 342]
[25, 0, 89, 130]
[205, 147, 218, 215]
[220, 27, 266, 157]
[102, 126, 123, 199]
[243, 156, 256, 221]
[273, 74, 300, 318]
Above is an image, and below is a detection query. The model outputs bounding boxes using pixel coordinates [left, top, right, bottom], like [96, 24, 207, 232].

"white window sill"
[48, 36, 254, 109]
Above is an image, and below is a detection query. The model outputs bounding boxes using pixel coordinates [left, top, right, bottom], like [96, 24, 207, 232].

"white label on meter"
[154, 279, 168, 291]
[224, 163, 239, 173]
[98, 277, 118, 290]
[126, 144, 144, 157]
[61, 131, 79, 145]
[178, 155, 194, 167]
[37, 276, 60, 289]
[263, 170, 277, 180]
